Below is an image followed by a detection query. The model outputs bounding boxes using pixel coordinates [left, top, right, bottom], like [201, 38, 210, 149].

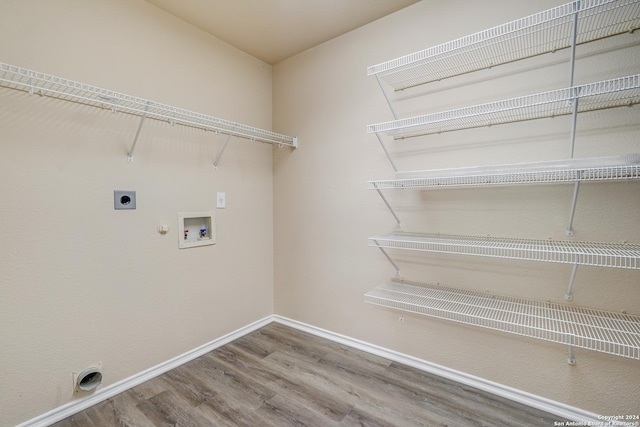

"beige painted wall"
[274, 0, 640, 416]
[2, 0, 639, 424]
[0, 1, 276, 425]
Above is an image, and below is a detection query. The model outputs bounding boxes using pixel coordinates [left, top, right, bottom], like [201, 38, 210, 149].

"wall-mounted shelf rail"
[369, 232, 640, 269]
[0, 62, 298, 163]
[367, 74, 640, 139]
[367, 0, 640, 91]
[365, 279, 640, 360]
[368, 154, 640, 189]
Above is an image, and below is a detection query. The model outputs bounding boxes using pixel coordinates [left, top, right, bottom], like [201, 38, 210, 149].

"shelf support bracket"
[372, 239, 401, 276]
[128, 101, 151, 162]
[374, 185, 402, 229]
[375, 132, 398, 172]
[376, 75, 398, 120]
[566, 171, 581, 237]
[213, 132, 234, 170]
[565, 262, 579, 301]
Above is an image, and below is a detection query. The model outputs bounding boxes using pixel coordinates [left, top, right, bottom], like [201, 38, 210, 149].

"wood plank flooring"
[53, 323, 560, 426]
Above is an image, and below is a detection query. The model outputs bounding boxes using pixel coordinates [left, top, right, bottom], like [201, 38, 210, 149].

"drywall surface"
[0, 1, 274, 425]
[273, 0, 640, 417]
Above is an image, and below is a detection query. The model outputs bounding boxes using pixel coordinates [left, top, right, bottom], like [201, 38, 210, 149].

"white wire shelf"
[367, 154, 640, 189]
[369, 232, 640, 269]
[0, 62, 297, 147]
[367, 74, 640, 138]
[365, 279, 640, 360]
[367, 0, 640, 91]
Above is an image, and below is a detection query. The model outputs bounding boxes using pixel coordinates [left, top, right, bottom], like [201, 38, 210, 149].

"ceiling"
[144, 0, 420, 64]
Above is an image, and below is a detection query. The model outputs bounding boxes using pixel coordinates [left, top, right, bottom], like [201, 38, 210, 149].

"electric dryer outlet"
[114, 190, 136, 210]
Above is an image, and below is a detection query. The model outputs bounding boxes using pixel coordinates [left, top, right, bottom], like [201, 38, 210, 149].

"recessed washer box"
[114, 190, 136, 210]
[178, 212, 215, 249]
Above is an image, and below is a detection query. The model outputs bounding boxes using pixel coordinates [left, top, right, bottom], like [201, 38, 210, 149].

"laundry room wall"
[0, 0, 278, 425]
[273, 0, 640, 416]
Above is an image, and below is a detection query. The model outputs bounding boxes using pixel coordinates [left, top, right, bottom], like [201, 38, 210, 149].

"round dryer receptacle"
[76, 367, 102, 391]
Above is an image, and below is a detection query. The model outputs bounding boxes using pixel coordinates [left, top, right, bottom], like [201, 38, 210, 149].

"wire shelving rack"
[364, 0, 640, 364]
[368, 154, 640, 189]
[367, 74, 640, 139]
[365, 279, 640, 360]
[367, 0, 640, 91]
[0, 62, 297, 148]
[369, 232, 640, 269]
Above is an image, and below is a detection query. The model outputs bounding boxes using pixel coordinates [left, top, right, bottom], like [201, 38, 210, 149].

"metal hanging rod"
[365, 279, 640, 361]
[0, 62, 298, 148]
[367, 0, 640, 91]
[368, 232, 640, 269]
[367, 154, 640, 189]
[367, 74, 640, 139]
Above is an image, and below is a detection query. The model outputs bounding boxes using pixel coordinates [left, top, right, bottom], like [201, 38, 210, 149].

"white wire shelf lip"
[367, 74, 640, 138]
[369, 232, 640, 269]
[367, 0, 640, 91]
[0, 62, 297, 147]
[367, 154, 640, 189]
[365, 279, 640, 360]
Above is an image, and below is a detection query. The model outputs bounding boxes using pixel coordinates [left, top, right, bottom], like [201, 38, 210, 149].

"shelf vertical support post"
[28, 71, 34, 96]
[568, 0, 580, 90]
[213, 132, 234, 170]
[372, 239, 401, 276]
[565, 1, 582, 235]
[565, 262, 579, 301]
[375, 132, 398, 172]
[566, 171, 581, 236]
[128, 100, 151, 162]
[567, 0, 581, 159]
[567, 345, 576, 365]
[374, 184, 402, 229]
[376, 75, 398, 120]
[568, 93, 580, 159]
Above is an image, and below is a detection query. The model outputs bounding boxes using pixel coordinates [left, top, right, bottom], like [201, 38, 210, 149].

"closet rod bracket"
[213, 132, 234, 169]
[127, 101, 151, 162]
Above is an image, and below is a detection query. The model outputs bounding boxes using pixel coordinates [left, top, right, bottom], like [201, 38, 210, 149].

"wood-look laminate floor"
[53, 323, 560, 426]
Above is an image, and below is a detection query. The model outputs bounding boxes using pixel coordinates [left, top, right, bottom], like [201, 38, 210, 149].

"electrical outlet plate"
[114, 190, 136, 210]
[217, 192, 226, 209]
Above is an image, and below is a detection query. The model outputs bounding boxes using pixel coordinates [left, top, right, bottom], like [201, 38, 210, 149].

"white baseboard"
[272, 315, 604, 424]
[19, 314, 602, 426]
[16, 316, 273, 427]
